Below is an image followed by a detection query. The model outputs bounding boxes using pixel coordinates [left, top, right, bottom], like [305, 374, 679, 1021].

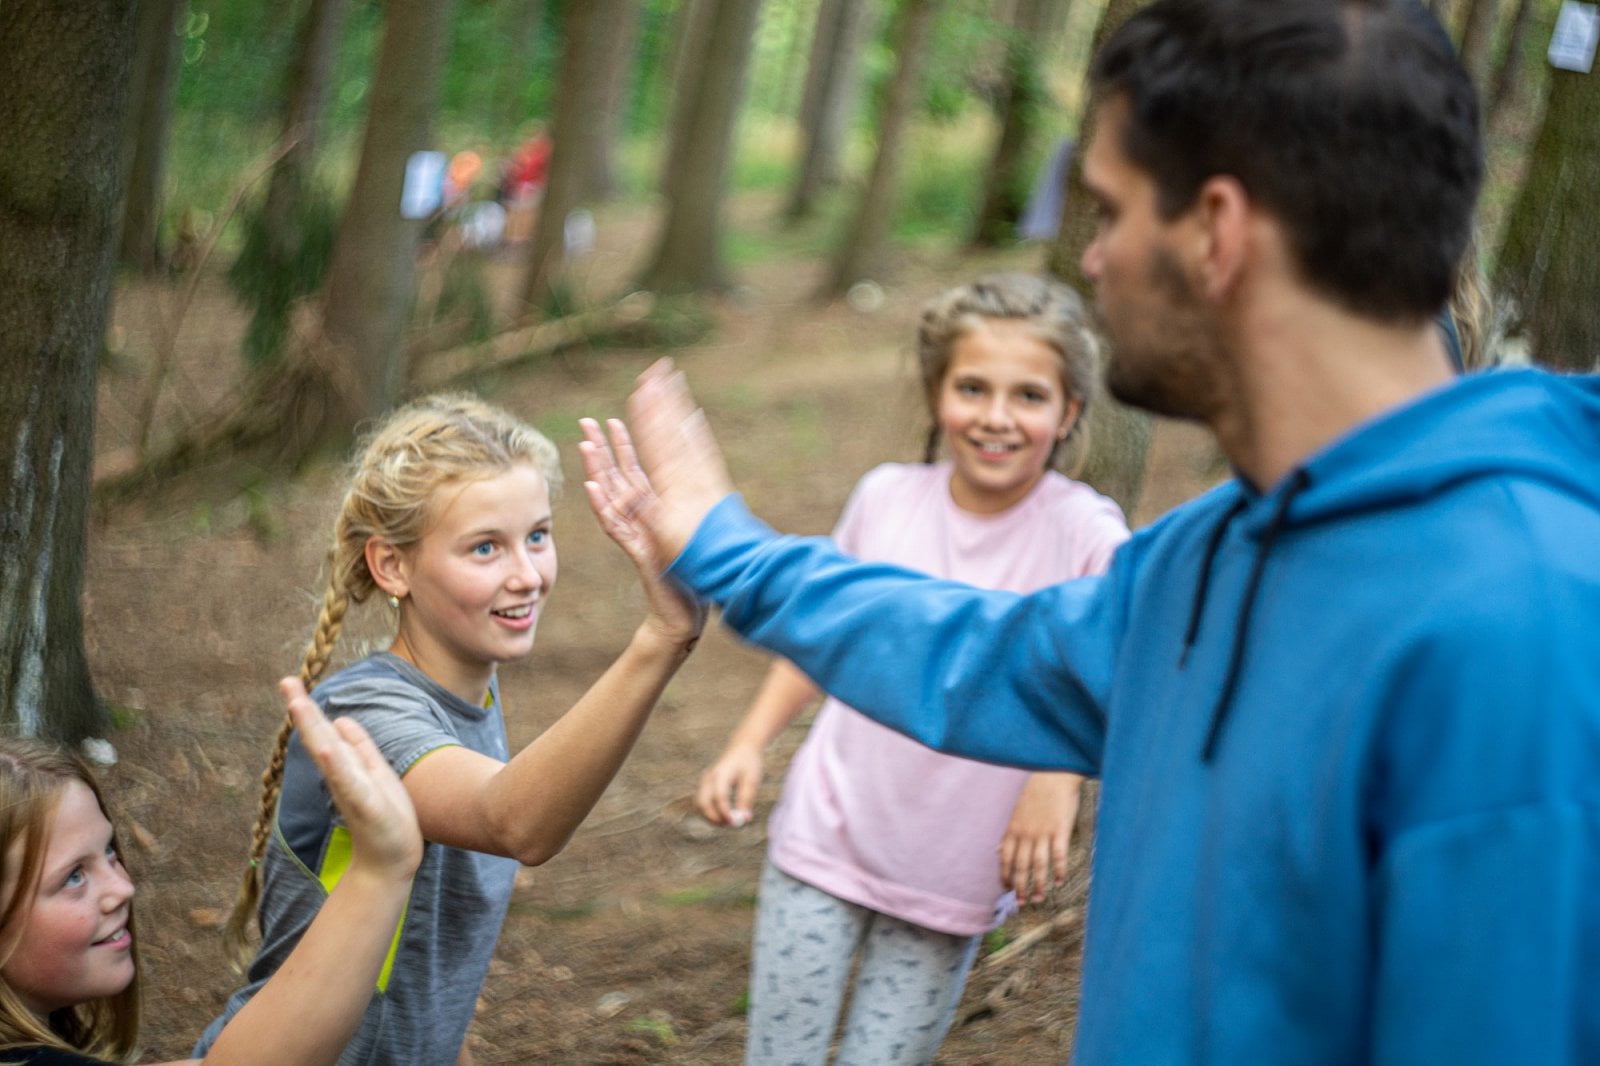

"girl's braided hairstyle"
[223, 393, 560, 969]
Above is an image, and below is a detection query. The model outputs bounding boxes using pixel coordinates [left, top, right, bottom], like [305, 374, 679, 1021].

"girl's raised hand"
[282, 677, 422, 882]
[578, 416, 706, 648]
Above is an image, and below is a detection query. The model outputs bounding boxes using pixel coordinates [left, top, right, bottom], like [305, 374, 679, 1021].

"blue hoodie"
[669, 369, 1600, 1065]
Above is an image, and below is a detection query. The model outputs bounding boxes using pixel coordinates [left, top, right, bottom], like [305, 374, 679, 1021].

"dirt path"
[87, 203, 1217, 1063]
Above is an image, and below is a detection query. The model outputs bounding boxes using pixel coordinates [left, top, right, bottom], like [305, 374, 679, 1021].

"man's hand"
[604, 358, 733, 561]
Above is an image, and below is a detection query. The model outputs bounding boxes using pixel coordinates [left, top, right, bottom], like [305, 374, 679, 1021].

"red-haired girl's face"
[0, 781, 135, 1015]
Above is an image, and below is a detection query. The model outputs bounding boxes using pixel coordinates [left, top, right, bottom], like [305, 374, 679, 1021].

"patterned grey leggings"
[745, 859, 982, 1066]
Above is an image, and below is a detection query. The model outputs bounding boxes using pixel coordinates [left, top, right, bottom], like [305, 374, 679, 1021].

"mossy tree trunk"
[1044, 0, 1154, 519]
[1456, 0, 1503, 89]
[0, 0, 136, 740]
[117, 0, 183, 273]
[970, 0, 1059, 247]
[638, 0, 765, 294]
[821, 0, 939, 297]
[523, 0, 635, 310]
[582, 0, 644, 202]
[784, 0, 872, 224]
[1495, 55, 1600, 371]
[319, 0, 454, 427]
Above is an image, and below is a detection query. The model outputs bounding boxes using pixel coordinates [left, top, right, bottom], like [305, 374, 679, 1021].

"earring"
[387, 594, 400, 609]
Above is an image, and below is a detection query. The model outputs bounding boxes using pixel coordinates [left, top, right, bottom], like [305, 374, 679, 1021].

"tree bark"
[820, 0, 939, 297]
[319, 0, 455, 427]
[580, 0, 644, 203]
[523, 0, 634, 309]
[1043, 0, 1155, 518]
[0, 0, 135, 740]
[1456, 0, 1502, 89]
[239, 0, 348, 365]
[117, 0, 183, 273]
[638, 0, 765, 294]
[658, 0, 715, 198]
[784, 0, 872, 223]
[1488, 0, 1538, 118]
[970, 0, 1058, 247]
[1494, 55, 1600, 371]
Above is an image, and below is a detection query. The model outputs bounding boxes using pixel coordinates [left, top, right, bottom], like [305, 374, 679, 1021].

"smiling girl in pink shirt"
[697, 273, 1130, 1065]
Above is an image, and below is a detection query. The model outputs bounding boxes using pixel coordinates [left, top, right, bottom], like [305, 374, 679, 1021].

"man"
[583, 0, 1600, 1061]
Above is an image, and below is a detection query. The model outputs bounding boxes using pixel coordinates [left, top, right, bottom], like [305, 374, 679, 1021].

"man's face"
[1079, 98, 1220, 422]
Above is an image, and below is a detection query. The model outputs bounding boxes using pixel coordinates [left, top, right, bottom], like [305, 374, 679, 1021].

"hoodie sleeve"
[669, 494, 1124, 773]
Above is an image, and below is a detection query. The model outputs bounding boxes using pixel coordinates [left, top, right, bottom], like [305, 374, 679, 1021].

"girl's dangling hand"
[578, 416, 707, 650]
[282, 677, 422, 884]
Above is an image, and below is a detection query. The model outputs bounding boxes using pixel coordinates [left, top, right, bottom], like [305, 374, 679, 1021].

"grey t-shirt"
[197, 654, 518, 1065]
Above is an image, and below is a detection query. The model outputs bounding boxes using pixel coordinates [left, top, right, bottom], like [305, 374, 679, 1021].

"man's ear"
[1193, 174, 1251, 300]
[365, 537, 410, 600]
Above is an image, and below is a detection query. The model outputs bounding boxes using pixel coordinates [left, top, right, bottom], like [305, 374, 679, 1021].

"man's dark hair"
[1092, 0, 1482, 321]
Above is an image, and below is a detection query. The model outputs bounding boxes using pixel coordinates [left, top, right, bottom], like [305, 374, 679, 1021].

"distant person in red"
[502, 126, 550, 244]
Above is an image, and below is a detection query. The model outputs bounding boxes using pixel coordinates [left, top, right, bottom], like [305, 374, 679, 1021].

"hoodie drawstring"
[1200, 468, 1313, 763]
[1179, 495, 1251, 668]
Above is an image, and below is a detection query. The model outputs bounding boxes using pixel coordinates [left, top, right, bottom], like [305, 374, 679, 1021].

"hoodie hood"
[1260, 368, 1600, 530]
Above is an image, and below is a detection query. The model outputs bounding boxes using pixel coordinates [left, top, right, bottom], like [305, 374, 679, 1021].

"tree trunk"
[319, 0, 455, 428]
[1456, 0, 1502, 88]
[1494, 56, 1600, 371]
[658, 0, 715, 198]
[580, 0, 644, 202]
[1488, 0, 1538, 118]
[238, 0, 348, 365]
[637, 0, 765, 294]
[523, 0, 634, 309]
[970, 0, 1058, 247]
[1043, 0, 1155, 518]
[117, 0, 183, 273]
[785, 0, 872, 223]
[821, 0, 939, 297]
[0, 0, 135, 740]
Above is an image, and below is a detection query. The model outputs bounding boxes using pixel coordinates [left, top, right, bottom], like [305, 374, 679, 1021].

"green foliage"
[625, 1015, 678, 1046]
[894, 118, 986, 241]
[107, 705, 144, 730]
[227, 178, 339, 366]
[983, 927, 1014, 954]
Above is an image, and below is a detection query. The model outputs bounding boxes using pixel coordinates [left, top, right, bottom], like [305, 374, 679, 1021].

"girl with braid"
[198, 395, 702, 1066]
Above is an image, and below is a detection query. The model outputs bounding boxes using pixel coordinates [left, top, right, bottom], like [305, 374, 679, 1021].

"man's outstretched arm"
[581, 362, 1120, 773]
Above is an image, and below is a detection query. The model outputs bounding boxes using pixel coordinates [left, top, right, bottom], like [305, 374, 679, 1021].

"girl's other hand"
[695, 744, 763, 827]
[282, 677, 422, 882]
[579, 416, 707, 649]
[998, 772, 1081, 906]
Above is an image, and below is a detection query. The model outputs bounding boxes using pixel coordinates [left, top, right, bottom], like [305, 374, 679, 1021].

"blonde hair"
[0, 741, 140, 1062]
[915, 272, 1100, 466]
[224, 393, 560, 968]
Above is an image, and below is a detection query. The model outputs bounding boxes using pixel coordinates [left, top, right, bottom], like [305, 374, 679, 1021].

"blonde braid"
[223, 567, 353, 971]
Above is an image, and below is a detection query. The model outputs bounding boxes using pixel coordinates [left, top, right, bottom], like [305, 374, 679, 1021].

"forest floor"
[88, 194, 1220, 1064]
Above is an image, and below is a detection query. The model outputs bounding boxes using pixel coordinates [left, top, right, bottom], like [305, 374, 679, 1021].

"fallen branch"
[979, 905, 1082, 973]
[411, 290, 656, 390]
